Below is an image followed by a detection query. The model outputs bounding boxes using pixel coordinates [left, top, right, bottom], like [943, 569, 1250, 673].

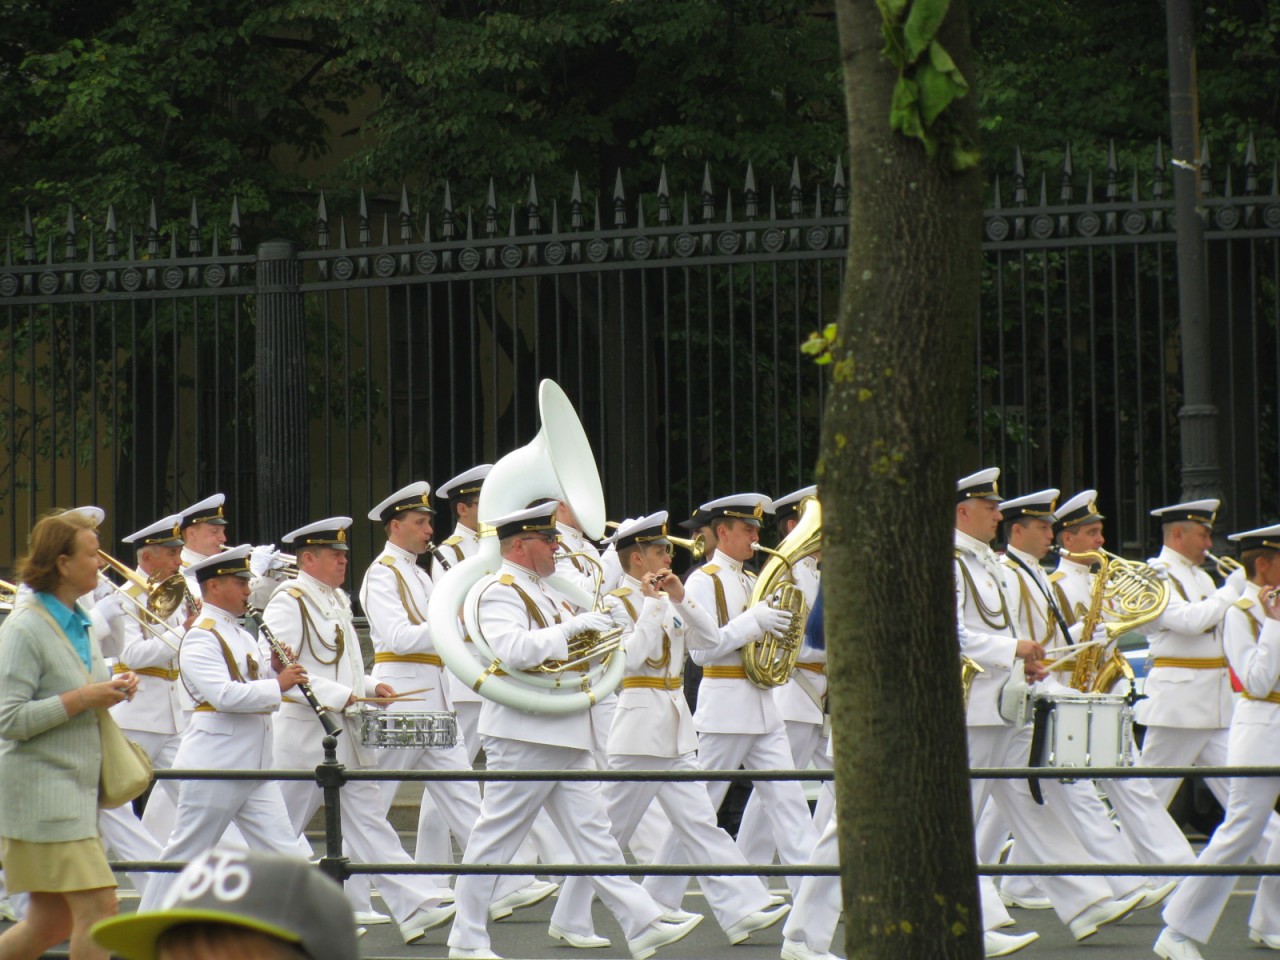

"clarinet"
[245, 607, 342, 738]
[427, 542, 453, 572]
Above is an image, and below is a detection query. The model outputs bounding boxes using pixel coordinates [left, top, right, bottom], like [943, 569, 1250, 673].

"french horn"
[428, 380, 627, 715]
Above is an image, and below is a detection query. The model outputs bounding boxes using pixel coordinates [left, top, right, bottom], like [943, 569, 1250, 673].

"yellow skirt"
[0, 836, 116, 894]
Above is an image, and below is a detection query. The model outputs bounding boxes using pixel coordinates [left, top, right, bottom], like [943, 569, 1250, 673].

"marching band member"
[1157, 523, 1280, 959]
[547, 513, 788, 948]
[642, 493, 819, 908]
[360, 483, 556, 918]
[138, 546, 307, 912]
[992, 490, 1181, 910]
[432, 464, 493, 762]
[445, 503, 701, 960]
[263, 517, 458, 945]
[735, 486, 829, 872]
[954, 470, 1140, 957]
[1137, 500, 1251, 806]
[175, 494, 228, 599]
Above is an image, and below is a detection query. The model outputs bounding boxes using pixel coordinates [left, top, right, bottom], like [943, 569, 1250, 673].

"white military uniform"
[263, 570, 452, 925]
[735, 554, 830, 869]
[1163, 582, 1280, 942]
[361, 540, 535, 901]
[955, 529, 1117, 931]
[139, 601, 299, 912]
[1135, 545, 1240, 804]
[446, 558, 668, 954]
[644, 548, 820, 904]
[549, 573, 774, 938]
[993, 546, 1191, 897]
[433, 523, 484, 761]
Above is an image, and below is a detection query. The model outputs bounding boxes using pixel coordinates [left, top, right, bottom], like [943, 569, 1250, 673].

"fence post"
[314, 735, 350, 885]
[255, 240, 309, 541]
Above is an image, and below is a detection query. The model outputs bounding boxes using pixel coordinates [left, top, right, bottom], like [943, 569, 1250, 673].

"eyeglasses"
[520, 534, 560, 544]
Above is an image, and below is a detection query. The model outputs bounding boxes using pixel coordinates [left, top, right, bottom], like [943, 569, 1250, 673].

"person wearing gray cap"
[92, 846, 358, 960]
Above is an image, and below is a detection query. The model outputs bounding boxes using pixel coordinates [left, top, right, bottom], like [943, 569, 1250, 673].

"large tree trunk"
[825, 2, 983, 958]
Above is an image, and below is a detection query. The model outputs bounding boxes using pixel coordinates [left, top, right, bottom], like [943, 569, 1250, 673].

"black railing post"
[255, 240, 309, 543]
[315, 735, 349, 885]
[1165, 0, 1221, 504]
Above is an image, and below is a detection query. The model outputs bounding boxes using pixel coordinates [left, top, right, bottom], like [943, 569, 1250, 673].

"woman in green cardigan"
[0, 509, 138, 959]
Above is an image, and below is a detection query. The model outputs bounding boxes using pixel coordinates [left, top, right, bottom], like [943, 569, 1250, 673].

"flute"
[245, 607, 343, 739]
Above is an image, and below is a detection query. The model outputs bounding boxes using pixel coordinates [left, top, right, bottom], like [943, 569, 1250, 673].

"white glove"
[563, 611, 614, 638]
[249, 543, 277, 578]
[93, 591, 124, 626]
[247, 576, 279, 613]
[1218, 566, 1248, 601]
[1066, 621, 1108, 645]
[750, 602, 794, 636]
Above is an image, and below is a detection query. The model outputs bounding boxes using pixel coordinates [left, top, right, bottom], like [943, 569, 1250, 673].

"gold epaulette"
[286, 587, 304, 599]
[498, 573, 516, 586]
[378, 555, 397, 567]
[609, 587, 634, 598]
[1047, 571, 1066, 584]
[196, 618, 214, 630]
[1236, 597, 1256, 610]
[443, 535, 463, 546]
[701, 564, 721, 576]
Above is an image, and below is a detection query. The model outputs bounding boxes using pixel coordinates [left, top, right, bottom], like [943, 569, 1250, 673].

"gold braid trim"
[289, 587, 344, 666]
[956, 554, 1011, 631]
[378, 555, 426, 625]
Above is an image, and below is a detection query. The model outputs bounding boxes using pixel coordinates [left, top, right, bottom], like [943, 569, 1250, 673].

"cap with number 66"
[90, 846, 357, 960]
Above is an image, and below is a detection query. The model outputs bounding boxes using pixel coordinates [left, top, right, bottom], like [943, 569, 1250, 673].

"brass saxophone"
[1063, 548, 1169, 693]
[744, 496, 821, 688]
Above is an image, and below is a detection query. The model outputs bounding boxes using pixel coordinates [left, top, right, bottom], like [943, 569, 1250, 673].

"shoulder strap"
[377, 555, 427, 625]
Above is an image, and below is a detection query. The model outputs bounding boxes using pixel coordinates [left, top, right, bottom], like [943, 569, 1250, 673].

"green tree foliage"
[0, 0, 844, 239]
[971, 0, 1280, 179]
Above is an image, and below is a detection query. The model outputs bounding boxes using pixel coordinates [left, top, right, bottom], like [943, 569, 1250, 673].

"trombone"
[0, 577, 16, 611]
[98, 551, 192, 623]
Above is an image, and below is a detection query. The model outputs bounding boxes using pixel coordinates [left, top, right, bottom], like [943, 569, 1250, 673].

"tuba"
[428, 380, 626, 715]
[743, 496, 821, 688]
[1063, 548, 1168, 693]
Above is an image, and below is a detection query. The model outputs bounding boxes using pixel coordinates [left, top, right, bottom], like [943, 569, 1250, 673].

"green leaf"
[916, 42, 969, 125]
[876, 0, 910, 22]
[903, 0, 951, 63]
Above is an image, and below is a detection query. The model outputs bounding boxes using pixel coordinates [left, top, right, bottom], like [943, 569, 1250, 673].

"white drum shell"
[1039, 694, 1133, 768]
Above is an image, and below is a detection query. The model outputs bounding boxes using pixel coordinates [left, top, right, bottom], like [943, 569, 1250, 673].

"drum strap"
[1026, 697, 1055, 805]
[379, 556, 427, 625]
[1005, 553, 1072, 645]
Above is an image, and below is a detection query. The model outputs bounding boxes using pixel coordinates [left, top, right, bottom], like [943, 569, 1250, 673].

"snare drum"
[359, 709, 457, 749]
[1037, 693, 1133, 769]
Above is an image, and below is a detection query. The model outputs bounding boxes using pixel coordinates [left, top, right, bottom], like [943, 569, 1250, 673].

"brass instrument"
[744, 496, 821, 688]
[0, 576, 16, 611]
[605, 520, 705, 561]
[1206, 551, 1243, 579]
[961, 654, 985, 710]
[530, 548, 624, 674]
[98, 550, 191, 621]
[1059, 548, 1169, 693]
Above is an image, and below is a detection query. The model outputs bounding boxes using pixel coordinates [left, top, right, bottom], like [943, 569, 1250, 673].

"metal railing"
[97, 741, 1280, 883]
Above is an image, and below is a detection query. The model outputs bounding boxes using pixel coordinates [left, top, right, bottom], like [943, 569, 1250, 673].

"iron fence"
[2, 144, 1279, 578]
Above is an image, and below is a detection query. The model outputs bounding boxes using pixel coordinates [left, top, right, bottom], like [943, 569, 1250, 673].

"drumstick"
[1041, 639, 1105, 670]
[353, 696, 427, 703]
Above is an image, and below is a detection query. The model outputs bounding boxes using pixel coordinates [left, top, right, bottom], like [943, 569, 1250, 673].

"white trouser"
[626, 802, 673, 865]
[373, 738, 534, 899]
[735, 719, 831, 869]
[447, 737, 663, 951]
[550, 752, 771, 936]
[782, 785, 842, 955]
[454, 701, 482, 765]
[97, 804, 162, 897]
[121, 730, 182, 843]
[139, 778, 311, 912]
[643, 729, 820, 904]
[277, 771, 451, 924]
[1162, 720, 1280, 942]
[968, 724, 1114, 929]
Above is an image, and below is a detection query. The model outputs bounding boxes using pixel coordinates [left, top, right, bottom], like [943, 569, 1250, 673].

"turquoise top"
[35, 592, 93, 671]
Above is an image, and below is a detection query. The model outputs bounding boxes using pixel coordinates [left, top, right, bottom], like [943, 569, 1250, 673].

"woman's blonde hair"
[17, 509, 98, 593]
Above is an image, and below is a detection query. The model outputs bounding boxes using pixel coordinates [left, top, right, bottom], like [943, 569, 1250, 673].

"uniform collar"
[201, 601, 242, 627]
[298, 570, 337, 600]
[621, 573, 644, 590]
[180, 546, 211, 567]
[955, 529, 994, 557]
[455, 524, 480, 543]
[556, 522, 585, 544]
[1006, 544, 1043, 569]
[501, 558, 542, 585]
[1056, 554, 1092, 575]
[1157, 544, 1200, 571]
[1243, 579, 1264, 601]
[711, 548, 745, 573]
[384, 541, 418, 564]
